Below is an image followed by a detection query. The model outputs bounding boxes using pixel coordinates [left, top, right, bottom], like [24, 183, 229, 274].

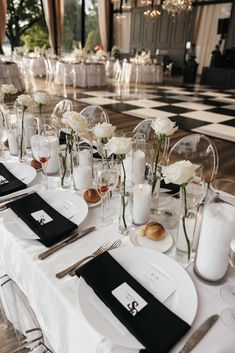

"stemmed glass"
[95, 161, 112, 227]
[31, 135, 51, 189]
[220, 239, 235, 331]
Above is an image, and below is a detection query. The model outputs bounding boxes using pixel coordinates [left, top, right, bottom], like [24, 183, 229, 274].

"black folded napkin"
[76, 252, 190, 353]
[9, 193, 78, 247]
[0, 163, 27, 197]
[160, 179, 180, 195]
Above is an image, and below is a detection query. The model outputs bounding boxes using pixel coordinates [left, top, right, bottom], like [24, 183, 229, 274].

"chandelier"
[144, 0, 161, 18]
[112, 0, 132, 21]
[162, 0, 192, 17]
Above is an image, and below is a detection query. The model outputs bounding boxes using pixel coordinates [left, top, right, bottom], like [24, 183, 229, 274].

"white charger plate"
[130, 227, 173, 253]
[3, 190, 88, 240]
[78, 247, 197, 349]
[2, 162, 36, 186]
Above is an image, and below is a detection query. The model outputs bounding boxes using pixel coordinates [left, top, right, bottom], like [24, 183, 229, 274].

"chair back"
[167, 134, 219, 183]
[133, 119, 154, 140]
[52, 99, 73, 119]
[80, 105, 109, 128]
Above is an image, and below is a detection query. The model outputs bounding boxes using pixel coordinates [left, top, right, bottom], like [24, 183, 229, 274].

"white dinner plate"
[3, 190, 88, 240]
[2, 162, 36, 186]
[78, 247, 197, 349]
[130, 227, 174, 253]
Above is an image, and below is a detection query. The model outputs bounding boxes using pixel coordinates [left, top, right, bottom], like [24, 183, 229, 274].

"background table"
[0, 62, 25, 92]
[54, 62, 106, 87]
[120, 63, 163, 84]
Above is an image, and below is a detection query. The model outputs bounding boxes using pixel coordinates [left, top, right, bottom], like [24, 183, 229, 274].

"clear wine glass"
[31, 135, 51, 189]
[95, 162, 112, 227]
[220, 239, 235, 331]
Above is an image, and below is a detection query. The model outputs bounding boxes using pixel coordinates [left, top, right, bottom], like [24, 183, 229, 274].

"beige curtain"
[42, 0, 64, 54]
[0, 0, 7, 52]
[98, 0, 110, 51]
[194, 3, 232, 74]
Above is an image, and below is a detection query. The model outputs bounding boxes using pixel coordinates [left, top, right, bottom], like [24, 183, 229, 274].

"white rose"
[62, 111, 89, 135]
[162, 160, 198, 185]
[151, 117, 177, 137]
[92, 122, 116, 140]
[17, 94, 34, 108]
[1, 84, 17, 95]
[34, 92, 50, 105]
[105, 137, 132, 156]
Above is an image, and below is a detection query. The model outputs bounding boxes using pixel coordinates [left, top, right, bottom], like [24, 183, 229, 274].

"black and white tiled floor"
[67, 85, 235, 142]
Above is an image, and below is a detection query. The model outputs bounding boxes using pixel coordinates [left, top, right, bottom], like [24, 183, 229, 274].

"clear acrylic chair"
[80, 105, 109, 128]
[52, 99, 73, 119]
[167, 134, 219, 183]
[0, 274, 53, 352]
[133, 119, 155, 141]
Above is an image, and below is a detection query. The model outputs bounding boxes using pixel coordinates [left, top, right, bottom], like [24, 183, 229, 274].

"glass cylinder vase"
[59, 134, 75, 189]
[194, 179, 235, 283]
[118, 182, 133, 236]
[175, 186, 197, 263]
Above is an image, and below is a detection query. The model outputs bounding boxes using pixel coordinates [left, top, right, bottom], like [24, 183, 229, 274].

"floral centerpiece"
[111, 45, 120, 59]
[162, 160, 198, 260]
[34, 92, 50, 120]
[151, 117, 178, 194]
[60, 111, 89, 187]
[0, 84, 18, 104]
[105, 137, 132, 233]
[16, 94, 34, 161]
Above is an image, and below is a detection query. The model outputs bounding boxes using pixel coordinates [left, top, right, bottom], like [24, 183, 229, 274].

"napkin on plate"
[76, 252, 190, 353]
[0, 163, 27, 197]
[9, 193, 78, 246]
[160, 179, 180, 195]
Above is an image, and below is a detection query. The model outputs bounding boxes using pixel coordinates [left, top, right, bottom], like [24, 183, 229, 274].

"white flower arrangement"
[92, 122, 116, 142]
[105, 137, 132, 157]
[62, 111, 89, 137]
[34, 92, 50, 106]
[0, 84, 18, 95]
[17, 94, 34, 108]
[151, 117, 178, 137]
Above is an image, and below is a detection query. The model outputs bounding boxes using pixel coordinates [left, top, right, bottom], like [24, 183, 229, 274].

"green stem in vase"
[182, 184, 191, 260]
[152, 134, 165, 195]
[61, 130, 74, 186]
[121, 158, 127, 230]
[20, 108, 25, 161]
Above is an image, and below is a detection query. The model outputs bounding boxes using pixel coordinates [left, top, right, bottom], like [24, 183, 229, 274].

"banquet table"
[0, 61, 25, 92]
[119, 63, 163, 84]
[54, 61, 106, 87]
[0, 157, 234, 353]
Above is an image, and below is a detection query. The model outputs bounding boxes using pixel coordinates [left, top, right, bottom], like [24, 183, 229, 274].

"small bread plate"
[130, 227, 173, 253]
[3, 190, 88, 240]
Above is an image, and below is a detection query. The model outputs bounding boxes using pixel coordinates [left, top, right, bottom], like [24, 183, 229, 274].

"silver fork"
[55, 240, 121, 279]
[69, 239, 122, 277]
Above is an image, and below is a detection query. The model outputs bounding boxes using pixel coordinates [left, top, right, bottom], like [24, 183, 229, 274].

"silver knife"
[38, 226, 96, 260]
[178, 314, 219, 353]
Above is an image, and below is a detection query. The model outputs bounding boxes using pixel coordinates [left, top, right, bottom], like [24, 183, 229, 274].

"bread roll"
[83, 188, 101, 204]
[31, 159, 42, 170]
[143, 222, 166, 241]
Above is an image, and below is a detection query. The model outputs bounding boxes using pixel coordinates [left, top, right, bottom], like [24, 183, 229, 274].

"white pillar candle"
[7, 130, 18, 156]
[46, 136, 60, 174]
[123, 151, 133, 183]
[133, 184, 151, 225]
[195, 203, 235, 281]
[78, 149, 92, 167]
[24, 113, 36, 148]
[74, 166, 92, 191]
[132, 149, 145, 185]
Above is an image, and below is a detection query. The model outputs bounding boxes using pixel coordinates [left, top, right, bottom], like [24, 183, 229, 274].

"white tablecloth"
[0, 62, 25, 91]
[0, 158, 234, 353]
[54, 62, 106, 87]
[119, 63, 163, 84]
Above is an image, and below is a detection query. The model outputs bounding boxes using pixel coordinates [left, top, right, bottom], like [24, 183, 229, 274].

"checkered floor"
[66, 84, 235, 143]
